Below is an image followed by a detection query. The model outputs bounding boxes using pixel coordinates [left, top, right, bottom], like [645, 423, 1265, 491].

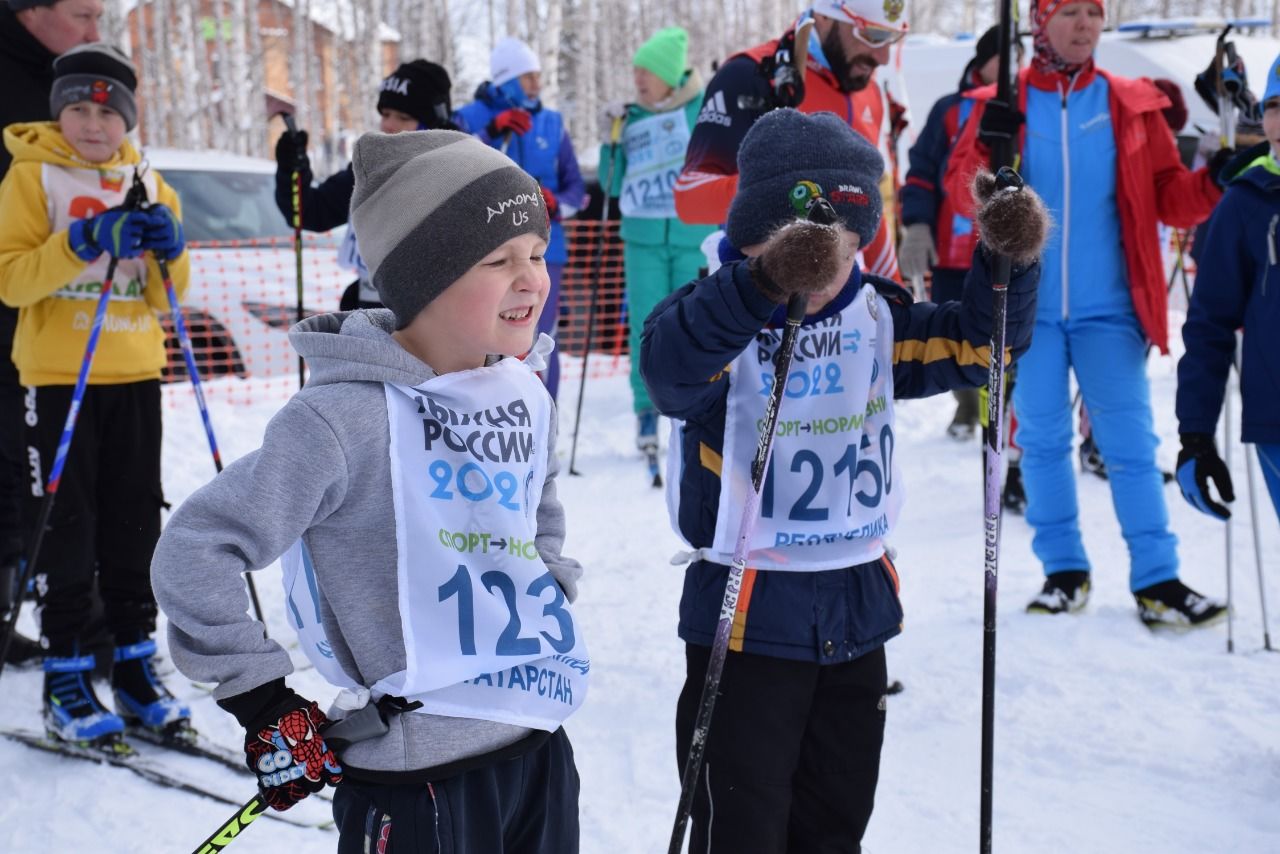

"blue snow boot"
[637, 410, 659, 453]
[43, 652, 126, 746]
[111, 637, 191, 734]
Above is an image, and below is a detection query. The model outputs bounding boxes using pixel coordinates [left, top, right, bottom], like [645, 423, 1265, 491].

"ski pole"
[981, 1, 1017, 849]
[1224, 364, 1236, 653]
[567, 113, 624, 476]
[0, 179, 146, 679]
[667, 198, 836, 854]
[189, 794, 267, 854]
[282, 113, 306, 389]
[1244, 442, 1273, 651]
[1233, 347, 1272, 652]
[157, 254, 267, 630]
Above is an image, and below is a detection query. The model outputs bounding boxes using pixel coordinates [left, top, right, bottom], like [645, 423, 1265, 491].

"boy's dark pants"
[676, 643, 887, 854]
[333, 727, 580, 853]
[23, 381, 163, 653]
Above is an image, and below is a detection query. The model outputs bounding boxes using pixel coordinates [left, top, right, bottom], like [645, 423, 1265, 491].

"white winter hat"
[811, 0, 909, 33]
[491, 37, 541, 86]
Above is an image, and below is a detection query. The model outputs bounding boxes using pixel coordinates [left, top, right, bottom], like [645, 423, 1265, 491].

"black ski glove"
[978, 99, 1024, 149]
[275, 128, 311, 177]
[221, 679, 342, 811]
[769, 29, 806, 109]
[1176, 433, 1235, 520]
[1206, 147, 1237, 189]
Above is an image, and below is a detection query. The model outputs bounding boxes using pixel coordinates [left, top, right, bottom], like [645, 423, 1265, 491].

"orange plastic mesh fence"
[161, 221, 633, 407]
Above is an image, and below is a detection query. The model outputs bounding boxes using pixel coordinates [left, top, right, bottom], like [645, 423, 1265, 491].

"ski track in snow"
[1, 345, 1277, 853]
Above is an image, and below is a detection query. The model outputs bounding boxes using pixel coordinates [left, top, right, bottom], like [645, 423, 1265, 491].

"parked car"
[142, 147, 349, 381]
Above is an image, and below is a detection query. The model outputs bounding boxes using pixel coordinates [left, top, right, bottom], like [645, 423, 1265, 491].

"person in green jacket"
[600, 26, 716, 452]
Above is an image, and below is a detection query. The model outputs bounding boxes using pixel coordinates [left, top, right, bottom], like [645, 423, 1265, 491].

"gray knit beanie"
[349, 130, 550, 328]
[50, 43, 138, 131]
[726, 108, 884, 250]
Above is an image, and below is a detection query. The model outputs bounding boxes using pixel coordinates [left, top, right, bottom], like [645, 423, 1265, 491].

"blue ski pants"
[1013, 315, 1179, 591]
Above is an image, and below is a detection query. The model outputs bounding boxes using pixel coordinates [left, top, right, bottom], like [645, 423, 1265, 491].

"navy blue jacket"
[274, 160, 355, 233]
[901, 70, 981, 270]
[641, 247, 1039, 663]
[1177, 156, 1280, 444]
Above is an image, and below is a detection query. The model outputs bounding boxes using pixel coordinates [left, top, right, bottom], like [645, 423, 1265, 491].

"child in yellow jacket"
[0, 43, 191, 747]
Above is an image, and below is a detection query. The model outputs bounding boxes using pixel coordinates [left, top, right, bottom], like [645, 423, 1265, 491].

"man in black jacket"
[0, 0, 102, 665]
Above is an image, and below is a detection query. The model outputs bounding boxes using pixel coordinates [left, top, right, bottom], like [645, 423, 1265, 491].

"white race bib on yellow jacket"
[44, 163, 154, 306]
[669, 284, 904, 571]
[284, 345, 588, 731]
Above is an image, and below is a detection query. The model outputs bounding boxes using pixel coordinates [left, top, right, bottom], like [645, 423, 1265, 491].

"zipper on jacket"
[1268, 214, 1278, 296]
[1059, 73, 1080, 322]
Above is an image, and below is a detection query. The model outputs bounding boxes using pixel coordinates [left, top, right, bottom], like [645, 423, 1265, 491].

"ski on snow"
[127, 724, 335, 803]
[1, 727, 334, 830]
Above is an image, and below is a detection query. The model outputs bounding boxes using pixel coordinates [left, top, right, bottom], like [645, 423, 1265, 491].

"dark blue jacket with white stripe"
[640, 246, 1039, 663]
[1177, 156, 1280, 445]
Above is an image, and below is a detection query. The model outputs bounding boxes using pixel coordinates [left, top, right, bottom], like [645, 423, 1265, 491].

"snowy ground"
[1, 339, 1277, 853]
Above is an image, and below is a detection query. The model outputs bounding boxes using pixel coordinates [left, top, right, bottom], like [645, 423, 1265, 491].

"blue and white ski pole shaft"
[156, 253, 266, 629]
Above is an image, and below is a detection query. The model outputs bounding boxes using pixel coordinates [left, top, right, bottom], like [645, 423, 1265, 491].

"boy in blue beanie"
[641, 109, 1048, 852]
[1176, 55, 1280, 530]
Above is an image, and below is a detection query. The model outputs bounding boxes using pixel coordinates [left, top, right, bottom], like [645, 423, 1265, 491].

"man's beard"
[822, 27, 878, 93]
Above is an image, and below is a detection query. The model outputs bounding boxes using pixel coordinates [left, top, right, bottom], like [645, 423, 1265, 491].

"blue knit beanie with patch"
[726, 109, 884, 250]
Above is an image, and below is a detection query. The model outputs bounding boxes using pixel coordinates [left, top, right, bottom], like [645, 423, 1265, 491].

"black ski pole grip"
[994, 165, 1024, 192]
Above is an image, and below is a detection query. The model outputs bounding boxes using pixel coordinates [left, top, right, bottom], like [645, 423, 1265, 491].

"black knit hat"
[726, 109, 884, 250]
[974, 25, 1002, 70]
[50, 43, 139, 131]
[7, 0, 56, 10]
[377, 59, 454, 129]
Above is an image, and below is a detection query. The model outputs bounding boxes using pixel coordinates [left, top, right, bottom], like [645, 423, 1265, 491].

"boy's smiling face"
[395, 233, 550, 373]
[59, 101, 126, 163]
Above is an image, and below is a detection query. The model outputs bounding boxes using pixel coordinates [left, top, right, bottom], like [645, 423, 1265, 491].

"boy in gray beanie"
[641, 108, 1049, 852]
[151, 130, 585, 850]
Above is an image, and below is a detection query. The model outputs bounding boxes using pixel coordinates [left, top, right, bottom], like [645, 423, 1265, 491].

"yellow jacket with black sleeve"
[0, 121, 190, 387]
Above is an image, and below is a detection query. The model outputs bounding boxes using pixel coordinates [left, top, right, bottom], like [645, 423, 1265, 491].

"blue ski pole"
[156, 255, 266, 628]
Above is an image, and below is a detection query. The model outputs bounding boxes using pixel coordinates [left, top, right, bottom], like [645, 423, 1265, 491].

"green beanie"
[633, 27, 688, 89]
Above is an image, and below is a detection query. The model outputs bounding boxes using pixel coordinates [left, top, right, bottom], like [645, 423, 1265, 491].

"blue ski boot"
[43, 652, 126, 746]
[112, 637, 191, 737]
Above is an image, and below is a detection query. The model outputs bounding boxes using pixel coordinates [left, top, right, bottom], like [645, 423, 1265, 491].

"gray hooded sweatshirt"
[151, 309, 582, 776]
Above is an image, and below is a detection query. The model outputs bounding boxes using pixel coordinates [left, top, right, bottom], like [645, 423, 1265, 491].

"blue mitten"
[67, 208, 148, 261]
[141, 205, 185, 260]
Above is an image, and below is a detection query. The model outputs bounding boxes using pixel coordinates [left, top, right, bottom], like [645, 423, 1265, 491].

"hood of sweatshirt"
[290, 308, 525, 388]
[3, 120, 142, 171]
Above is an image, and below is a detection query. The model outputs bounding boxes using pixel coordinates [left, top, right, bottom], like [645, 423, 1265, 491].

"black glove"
[233, 686, 342, 811]
[972, 166, 1049, 267]
[1206, 147, 1236, 189]
[768, 29, 806, 108]
[275, 128, 311, 176]
[978, 99, 1024, 148]
[1176, 433, 1235, 520]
